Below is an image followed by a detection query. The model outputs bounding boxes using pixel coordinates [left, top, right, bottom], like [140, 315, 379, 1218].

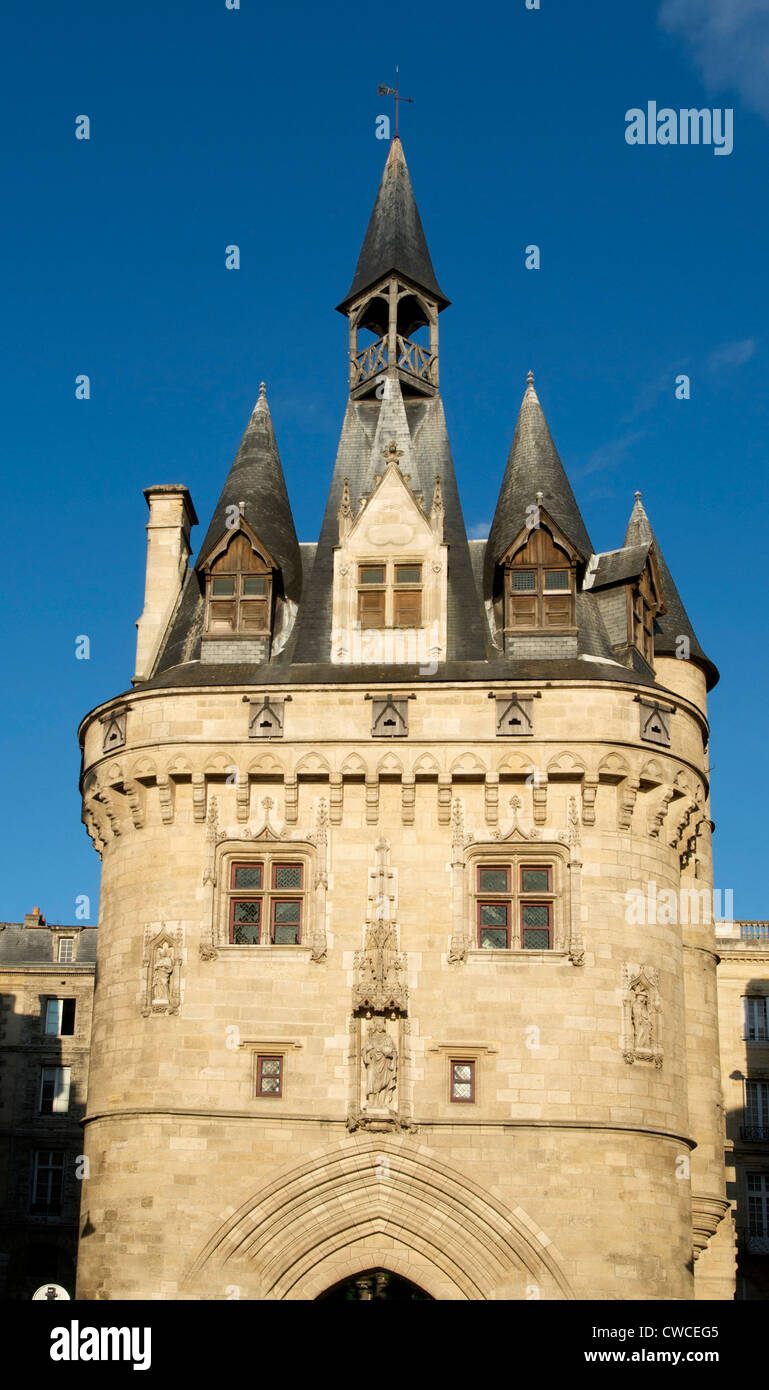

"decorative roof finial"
[634, 490, 642, 502]
[259, 381, 266, 398]
[536, 490, 544, 506]
[527, 370, 534, 387]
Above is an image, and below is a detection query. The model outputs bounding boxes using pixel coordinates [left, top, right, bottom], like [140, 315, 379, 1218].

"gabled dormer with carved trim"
[496, 506, 584, 658]
[198, 517, 277, 664]
[331, 440, 448, 665]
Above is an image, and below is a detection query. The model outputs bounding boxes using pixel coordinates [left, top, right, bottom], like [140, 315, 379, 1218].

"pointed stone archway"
[317, 1268, 433, 1300]
[184, 1134, 575, 1301]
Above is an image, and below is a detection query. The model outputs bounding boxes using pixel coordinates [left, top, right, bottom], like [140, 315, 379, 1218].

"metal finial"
[536, 490, 544, 506]
[527, 370, 534, 386]
[259, 381, 266, 397]
[634, 490, 642, 502]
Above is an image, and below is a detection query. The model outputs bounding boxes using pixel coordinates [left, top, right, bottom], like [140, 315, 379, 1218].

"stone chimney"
[133, 486, 198, 684]
[24, 906, 46, 928]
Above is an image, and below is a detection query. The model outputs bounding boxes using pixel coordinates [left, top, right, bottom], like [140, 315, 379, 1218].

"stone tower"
[76, 137, 733, 1300]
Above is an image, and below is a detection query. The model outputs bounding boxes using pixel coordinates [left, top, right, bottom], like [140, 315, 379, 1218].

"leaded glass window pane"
[523, 928, 550, 950]
[273, 900, 300, 924]
[233, 901, 261, 923]
[274, 864, 302, 889]
[453, 1082, 472, 1099]
[260, 1074, 281, 1092]
[479, 928, 508, 949]
[480, 903, 508, 928]
[395, 565, 421, 584]
[262, 1059, 281, 1075]
[233, 864, 263, 889]
[479, 868, 509, 893]
[453, 1065, 472, 1082]
[212, 577, 235, 595]
[544, 570, 569, 590]
[242, 576, 266, 595]
[522, 904, 550, 928]
[511, 572, 535, 591]
[359, 566, 385, 584]
[521, 868, 550, 893]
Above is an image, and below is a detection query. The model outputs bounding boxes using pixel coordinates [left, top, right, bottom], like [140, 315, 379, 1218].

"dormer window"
[505, 527, 577, 634]
[204, 532, 273, 637]
[630, 567, 656, 666]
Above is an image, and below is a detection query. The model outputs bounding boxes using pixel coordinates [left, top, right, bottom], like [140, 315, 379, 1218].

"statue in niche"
[362, 1023, 398, 1109]
[152, 942, 174, 1006]
[631, 983, 653, 1051]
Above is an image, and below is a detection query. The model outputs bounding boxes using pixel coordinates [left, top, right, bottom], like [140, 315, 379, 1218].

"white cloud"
[467, 521, 491, 540]
[576, 430, 646, 479]
[658, 0, 769, 119]
[707, 337, 756, 369]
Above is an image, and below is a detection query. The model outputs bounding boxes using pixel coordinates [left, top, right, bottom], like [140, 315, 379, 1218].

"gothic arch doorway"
[317, 1268, 433, 1301]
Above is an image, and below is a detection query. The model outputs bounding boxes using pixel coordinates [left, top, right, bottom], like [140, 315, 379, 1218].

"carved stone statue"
[362, 1024, 397, 1109]
[152, 943, 174, 1005]
[631, 985, 653, 1051]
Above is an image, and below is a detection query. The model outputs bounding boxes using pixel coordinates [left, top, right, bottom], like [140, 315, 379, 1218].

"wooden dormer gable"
[499, 508, 584, 637]
[198, 517, 278, 640]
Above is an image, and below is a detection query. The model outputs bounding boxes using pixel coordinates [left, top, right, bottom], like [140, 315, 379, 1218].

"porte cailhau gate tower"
[77, 137, 734, 1300]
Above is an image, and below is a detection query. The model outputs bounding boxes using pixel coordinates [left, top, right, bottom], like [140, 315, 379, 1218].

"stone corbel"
[401, 774, 415, 826]
[581, 775, 598, 826]
[124, 778, 145, 830]
[618, 777, 640, 832]
[365, 774, 379, 825]
[284, 774, 298, 824]
[532, 775, 548, 826]
[192, 773, 206, 824]
[329, 772, 343, 826]
[484, 774, 499, 827]
[236, 773, 250, 823]
[437, 774, 452, 826]
[157, 773, 175, 824]
[648, 786, 674, 840]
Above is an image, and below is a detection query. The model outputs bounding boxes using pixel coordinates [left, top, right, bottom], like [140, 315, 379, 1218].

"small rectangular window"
[395, 565, 421, 584]
[273, 863, 302, 890]
[212, 577, 235, 596]
[44, 999, 75, 1036]
[479, 902, 509, 949]
[40, 1067, 71, 1115]
[256, 1056, 283, 1097]
[544, 571, 569, 590]
[230, 900, 262, 944]
[272, 899, 302, 945]
[745, 997, 769, 1043]
[521, 867, 551, 893]
[31, 1150, 65, 1213]
[478, 867, 510, 893]
[242, 576, 267, 595]
[522, 902, 551, 949]
[748, 1173, 769, 1237]
[450, 1060, 475, 1103]
[57, 939, 74, 963]
[359, 566, 385, 585]
[511, 571, 536, 591]
[232, 863, 263, 890]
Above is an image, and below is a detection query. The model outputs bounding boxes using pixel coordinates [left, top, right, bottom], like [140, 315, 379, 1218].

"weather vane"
[378, 66, 413, 139]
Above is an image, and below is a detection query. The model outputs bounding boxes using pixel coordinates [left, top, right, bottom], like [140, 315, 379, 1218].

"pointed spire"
[195, 384, 301, 603]
[337, 138, 449, 314]
[623, 493, 718, 688]
[484, 377, 593, 596]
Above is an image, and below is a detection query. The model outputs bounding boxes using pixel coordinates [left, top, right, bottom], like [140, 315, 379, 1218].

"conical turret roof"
[484, 376, 593, 596]
[337, 138, 449, 313]
[624, 493, 718, 688]
[196, 383, 301, 603]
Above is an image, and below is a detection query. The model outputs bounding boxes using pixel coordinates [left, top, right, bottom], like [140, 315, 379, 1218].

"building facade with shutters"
[74, 137, 736, 1300]
[0, 911, 95, 1299]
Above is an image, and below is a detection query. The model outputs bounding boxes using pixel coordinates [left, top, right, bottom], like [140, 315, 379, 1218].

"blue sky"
[1, 0, 767, 922]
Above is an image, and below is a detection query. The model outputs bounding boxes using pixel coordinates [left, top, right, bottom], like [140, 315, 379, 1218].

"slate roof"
[484, 378, 594, 599]
[0, 927, 97, 966]
[337, 138, 449, 313]
[624, 495, 719, 689]
[586, 543, 651, 589]
[152, 385, 301, 679]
